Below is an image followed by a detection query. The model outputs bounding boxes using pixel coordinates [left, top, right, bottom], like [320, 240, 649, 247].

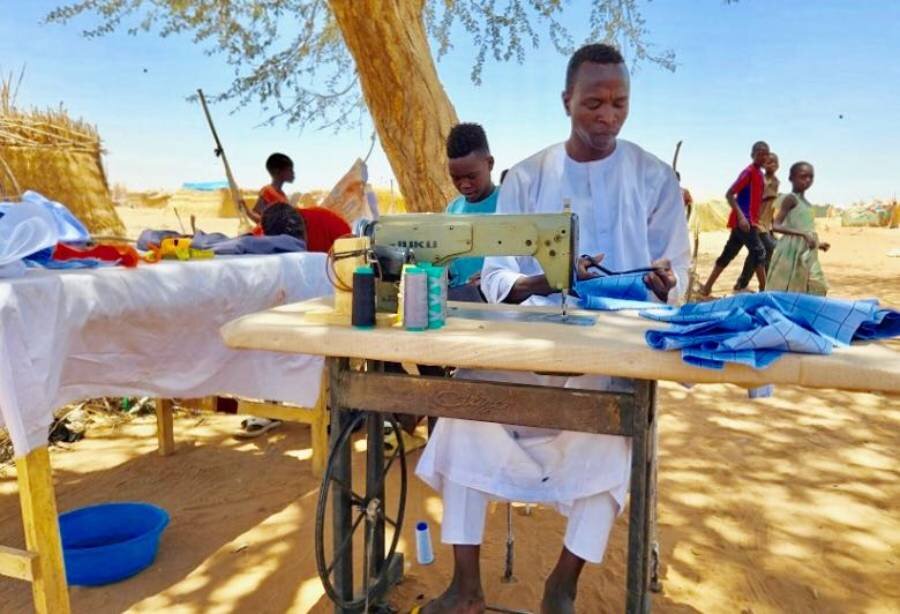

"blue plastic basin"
[59, 502, 169, 586]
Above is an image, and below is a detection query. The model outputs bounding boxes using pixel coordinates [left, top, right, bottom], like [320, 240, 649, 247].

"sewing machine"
[330, 212, 580, 323]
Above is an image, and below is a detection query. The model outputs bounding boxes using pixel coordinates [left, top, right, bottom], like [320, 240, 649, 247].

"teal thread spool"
[438, 264, 448, 321]
[424, 264, 446, 329]
[403, 266, 429, 331]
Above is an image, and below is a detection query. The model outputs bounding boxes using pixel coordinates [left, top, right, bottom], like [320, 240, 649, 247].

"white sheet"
[0, 253, 333, 457]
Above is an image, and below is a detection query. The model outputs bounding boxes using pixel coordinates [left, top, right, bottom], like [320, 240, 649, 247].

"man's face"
[563, 62, 630, 154]
[752, 145, 770, 167]
[765, 154, 779, 175]
[282, 165, 296, 183]
[448, 152, 494, 202]
[790, 164, 814, 192]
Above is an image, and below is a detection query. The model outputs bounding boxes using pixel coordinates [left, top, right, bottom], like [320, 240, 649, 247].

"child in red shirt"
[699, 141, 770, 296]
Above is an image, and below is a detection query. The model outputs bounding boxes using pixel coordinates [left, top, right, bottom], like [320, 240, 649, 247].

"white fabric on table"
[441, 478, 618, 564]
[0, 253, 332, 457]
[0, 201, 61, 278]
[417, 139, 690, 515]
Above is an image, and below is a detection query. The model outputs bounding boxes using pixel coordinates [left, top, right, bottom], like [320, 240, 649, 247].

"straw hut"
[0, 75, 124, 235]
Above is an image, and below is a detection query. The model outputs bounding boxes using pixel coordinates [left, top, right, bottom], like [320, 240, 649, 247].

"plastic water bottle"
[415, 521, 434, 565]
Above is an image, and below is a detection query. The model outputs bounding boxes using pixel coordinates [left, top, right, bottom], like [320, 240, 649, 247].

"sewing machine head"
[359, 212, 578, 296]
[327, 212, 579, 322]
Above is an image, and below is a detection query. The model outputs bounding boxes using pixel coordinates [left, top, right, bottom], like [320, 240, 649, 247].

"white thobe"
[416, 140, 691, 557]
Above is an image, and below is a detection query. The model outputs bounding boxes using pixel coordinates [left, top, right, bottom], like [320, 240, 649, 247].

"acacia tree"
[48, 1, 674, 212]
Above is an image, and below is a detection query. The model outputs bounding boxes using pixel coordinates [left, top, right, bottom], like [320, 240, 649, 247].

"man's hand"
[576, 253, 604, 281]
[505, 275, 554, 304]
[819, 242, 831, 252]
[643, 258, 676, 302]
[467, 272, 482, 286]
[737, 215, 751, 233]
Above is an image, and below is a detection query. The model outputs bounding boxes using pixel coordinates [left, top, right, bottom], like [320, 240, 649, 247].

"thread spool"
[351, 265, 376, 328]
[397, 263, 411, 323]
[415, 521, 435, 565]
[403, 266, 429, 331]
[438, 265, 449, 321]
[424, 264, 446, 329]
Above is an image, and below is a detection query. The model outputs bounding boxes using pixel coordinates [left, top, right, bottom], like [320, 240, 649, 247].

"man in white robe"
[415, 43, 691, 614]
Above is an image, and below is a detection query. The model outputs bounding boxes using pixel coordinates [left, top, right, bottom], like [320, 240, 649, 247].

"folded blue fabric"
[642, 292, 900, 370]
[190, 231, 307, 255]
[576, 273, 650, 302]
[136, 229, 307, 255]
[574, 273, 674, 312]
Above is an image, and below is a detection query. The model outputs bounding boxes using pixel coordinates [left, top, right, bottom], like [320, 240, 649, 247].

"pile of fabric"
[0, 191, 138, 278]
[643, 293, 900, 370]
[574, 278, 900, 370]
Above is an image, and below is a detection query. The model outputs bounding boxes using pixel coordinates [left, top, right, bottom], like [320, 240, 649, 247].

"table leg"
[648, 382, 662, 594]
[16, 446, 71, 614]
[626, 381, 654, 613]
[155, 399, 175, 456]
[328, 358, 354, 612]
[366, 364, 386, 583]
[311, 375, 330, 478]
[365, 411, 385, 591]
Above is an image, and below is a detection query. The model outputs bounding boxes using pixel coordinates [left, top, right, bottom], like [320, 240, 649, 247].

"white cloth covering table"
[0, 253, 332, 457]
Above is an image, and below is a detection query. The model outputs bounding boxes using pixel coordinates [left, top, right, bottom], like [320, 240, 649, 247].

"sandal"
[234, 417, 282, 439]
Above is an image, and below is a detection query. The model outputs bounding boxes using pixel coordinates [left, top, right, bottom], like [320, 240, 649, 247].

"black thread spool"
[352, 265, 376, 328]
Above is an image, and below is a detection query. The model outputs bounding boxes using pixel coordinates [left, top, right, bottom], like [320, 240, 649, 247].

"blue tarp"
[181, 181, 230, 191]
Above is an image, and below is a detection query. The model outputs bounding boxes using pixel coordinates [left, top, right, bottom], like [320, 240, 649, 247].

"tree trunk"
[328, 0, 458, 213]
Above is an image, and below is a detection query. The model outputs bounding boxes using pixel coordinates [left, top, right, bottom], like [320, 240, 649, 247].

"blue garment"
[574, 273, 657, 311]
[445, 188, 499, 287]
[643, 292, 900, 370]
[25, 255, 102, 270]
[191, 231, 306, 255]
[573, 273, 676, 312]
[136, 229, 306, 255]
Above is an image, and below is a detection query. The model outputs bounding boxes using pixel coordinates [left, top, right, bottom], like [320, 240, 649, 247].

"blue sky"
[2, 1, 899, 205]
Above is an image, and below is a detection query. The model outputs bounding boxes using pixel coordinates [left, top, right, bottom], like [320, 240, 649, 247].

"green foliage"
[46, 1, 675, 130]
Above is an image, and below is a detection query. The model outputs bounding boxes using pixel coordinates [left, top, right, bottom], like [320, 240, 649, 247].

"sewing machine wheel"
[314, 412, 407, 610]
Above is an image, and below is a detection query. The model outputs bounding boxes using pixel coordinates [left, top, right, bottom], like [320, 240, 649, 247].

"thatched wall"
[0, 76, 125, 236]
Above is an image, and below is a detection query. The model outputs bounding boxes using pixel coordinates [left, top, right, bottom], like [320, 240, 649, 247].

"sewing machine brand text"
[393, 240, 438, 249]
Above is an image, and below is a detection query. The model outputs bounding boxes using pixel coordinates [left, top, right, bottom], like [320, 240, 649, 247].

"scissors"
[580, 254, 667, 277]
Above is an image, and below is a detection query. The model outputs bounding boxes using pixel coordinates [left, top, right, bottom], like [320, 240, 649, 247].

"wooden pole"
[155, 399, 176, 456]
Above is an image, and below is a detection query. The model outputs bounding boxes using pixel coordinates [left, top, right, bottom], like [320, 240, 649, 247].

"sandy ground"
[0, 211, 898, 613]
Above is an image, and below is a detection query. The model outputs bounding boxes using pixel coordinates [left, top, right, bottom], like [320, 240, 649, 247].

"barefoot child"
[698, 141, 770, 296]
[735, 152, 780, 291]
[767, 162, 830, 295]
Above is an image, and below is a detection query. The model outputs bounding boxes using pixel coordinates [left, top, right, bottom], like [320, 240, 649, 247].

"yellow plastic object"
[143, 237, 214, 262]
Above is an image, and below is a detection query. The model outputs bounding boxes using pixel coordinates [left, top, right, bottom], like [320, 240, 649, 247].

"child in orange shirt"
[250, 153, 295, 223]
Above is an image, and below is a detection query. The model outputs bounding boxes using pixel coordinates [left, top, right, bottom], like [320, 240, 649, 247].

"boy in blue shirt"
[445, 123, 500, 301]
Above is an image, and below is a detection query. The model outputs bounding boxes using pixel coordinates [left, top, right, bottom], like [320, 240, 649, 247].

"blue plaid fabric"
[574, 273, 661, 311]
[642, 292, 900, 370]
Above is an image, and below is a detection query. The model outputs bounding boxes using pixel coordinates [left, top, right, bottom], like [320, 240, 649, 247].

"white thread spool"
[415, 521, 434, 565]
